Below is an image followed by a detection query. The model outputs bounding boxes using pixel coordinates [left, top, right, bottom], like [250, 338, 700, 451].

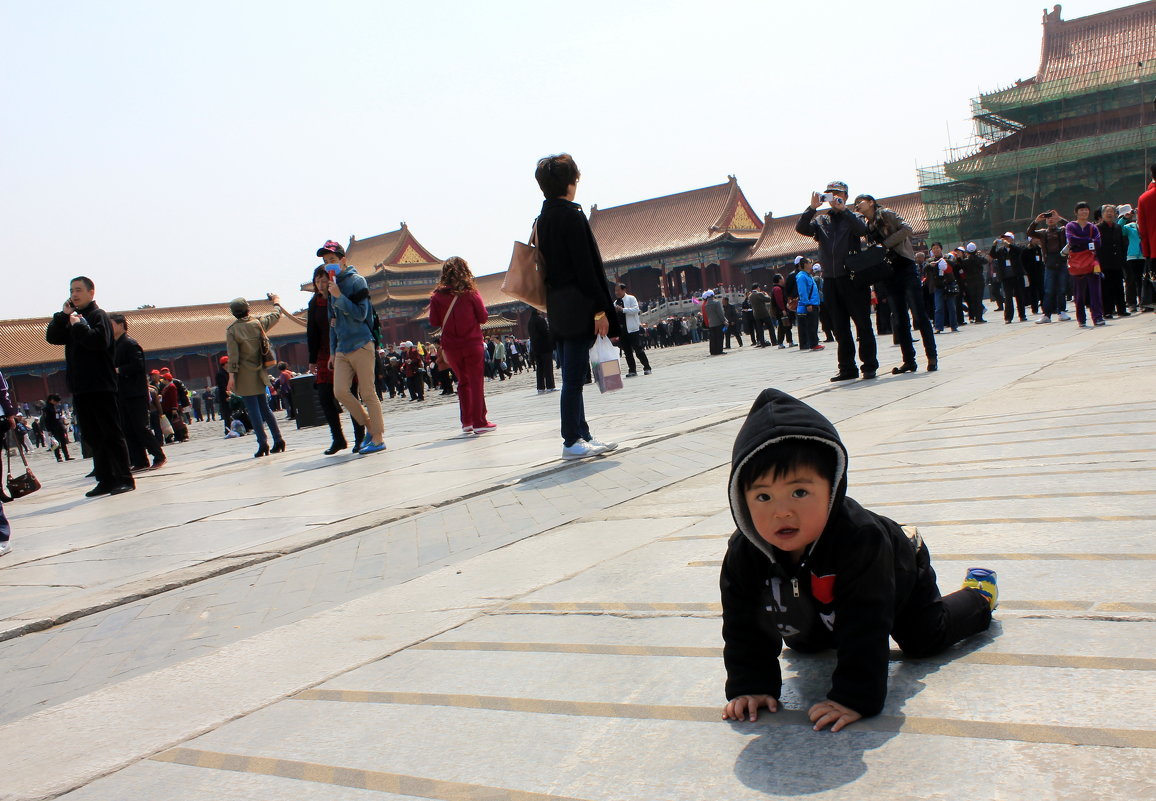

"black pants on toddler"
[786, 544, 991, 659]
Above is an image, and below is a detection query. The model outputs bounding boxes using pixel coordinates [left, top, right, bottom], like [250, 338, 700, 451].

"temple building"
[341, 224, 445, 345]
[589, 176, 764, 300]
[0, 300, 303, 403]
[340, 224, 521, 343]
[919, 2, 1156, 245]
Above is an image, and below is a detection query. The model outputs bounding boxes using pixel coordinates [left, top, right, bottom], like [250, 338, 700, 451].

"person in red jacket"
[429, 257, 493, 435]
[1137, 164, 1156, 308]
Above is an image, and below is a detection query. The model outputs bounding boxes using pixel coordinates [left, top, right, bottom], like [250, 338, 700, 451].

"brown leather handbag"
[502, 221, 548, 311]
[4, 442, 41, 501]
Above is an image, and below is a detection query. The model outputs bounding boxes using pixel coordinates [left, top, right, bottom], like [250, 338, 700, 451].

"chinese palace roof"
[982, 2, 1156, 113]
[589, 176, 763, 266]
[0, 300, 287, 372]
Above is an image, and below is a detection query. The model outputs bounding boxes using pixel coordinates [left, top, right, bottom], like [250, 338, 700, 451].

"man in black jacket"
[720, 389, 995, 729]
[111, 314, 166, 471]
[989, 233, 1028, 323]
[528, 308, 556, 393]
[45, 277, 134, 496]
[1097, 204, 1129, 319]
[795, 181, 876, 381]
[535, 153, 620, 461]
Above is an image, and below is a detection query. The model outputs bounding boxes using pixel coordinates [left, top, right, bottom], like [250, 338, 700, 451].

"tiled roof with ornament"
[982, 2, 1156, 111]
[345, 224, 441, 273]
[737, 192, 927, 265]
[589, 177, 763, 265]
[1037, 2, 1155, 83]
[0, 300, 288, 372]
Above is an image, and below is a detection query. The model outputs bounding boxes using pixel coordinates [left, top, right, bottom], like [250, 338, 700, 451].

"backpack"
[173, 378, 190, 407]
[367, 308, 382, 347]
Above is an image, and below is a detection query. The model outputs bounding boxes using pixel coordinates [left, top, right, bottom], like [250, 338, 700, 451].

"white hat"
[794, 255, 806, 265]
[812, 264, 822, 272]
[1002, 231, 1015, 240]
[1118, 204, 1133, 216]
[701, 290, 715, 298]
[966, 242, 977, 253]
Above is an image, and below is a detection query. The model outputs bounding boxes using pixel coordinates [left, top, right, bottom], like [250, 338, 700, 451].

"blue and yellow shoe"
[962, 567, 998, 611]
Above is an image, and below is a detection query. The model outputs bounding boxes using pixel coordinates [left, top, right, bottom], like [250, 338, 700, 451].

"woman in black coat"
[534, 153, 620, 461]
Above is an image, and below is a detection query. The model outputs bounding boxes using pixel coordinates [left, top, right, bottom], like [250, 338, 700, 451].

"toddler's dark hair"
[739, 438, 837, 491]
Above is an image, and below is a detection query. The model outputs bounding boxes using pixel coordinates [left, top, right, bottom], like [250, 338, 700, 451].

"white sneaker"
[1058, 312, 1072, 321]
[0, 543, 10, 558]
[1035, 315, 1052, 324]
[461, 426, 477, 436]
[585, 438, 618, 453]
[562, 440, 599, 460]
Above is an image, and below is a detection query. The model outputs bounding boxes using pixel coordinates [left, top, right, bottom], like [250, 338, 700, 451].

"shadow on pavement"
[730, 624, 1001, 795]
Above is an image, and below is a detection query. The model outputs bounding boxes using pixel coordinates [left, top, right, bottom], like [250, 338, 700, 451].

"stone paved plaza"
[3, 317, 1155, 801]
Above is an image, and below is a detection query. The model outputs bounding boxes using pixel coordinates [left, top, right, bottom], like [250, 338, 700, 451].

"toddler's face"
[744, 465, 832, 560]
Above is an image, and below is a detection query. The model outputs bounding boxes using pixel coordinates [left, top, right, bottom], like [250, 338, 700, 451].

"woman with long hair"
[429, 257, 493, 435]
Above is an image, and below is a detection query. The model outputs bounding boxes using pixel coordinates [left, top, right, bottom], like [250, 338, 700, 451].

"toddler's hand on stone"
[723, 694, 777, 722]
[808, 700, 861, 732]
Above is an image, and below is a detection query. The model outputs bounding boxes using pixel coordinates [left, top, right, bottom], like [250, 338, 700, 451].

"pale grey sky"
[0, 0, 1112, 319]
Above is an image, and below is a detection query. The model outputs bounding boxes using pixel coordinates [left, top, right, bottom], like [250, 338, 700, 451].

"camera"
[820, 193, 838, 203]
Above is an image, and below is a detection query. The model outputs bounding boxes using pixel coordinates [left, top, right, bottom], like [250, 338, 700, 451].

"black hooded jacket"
[720, 389, 931, 718]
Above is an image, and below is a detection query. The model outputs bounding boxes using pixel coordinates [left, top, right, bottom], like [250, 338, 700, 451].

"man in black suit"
[45, 277, 134, 497]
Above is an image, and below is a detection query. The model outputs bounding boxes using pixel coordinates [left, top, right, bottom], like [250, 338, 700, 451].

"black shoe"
[891, 363, 917, 374]
[254, 445, 270, 458]
[151, 456, 166, 470]
[927, 359, 938, 372]
[131, 464, 151, 473]
[830, 372, 858, 382]
[85, 470, 97, 478]
[1119, 311, 1132, 317]
[85, 484, 113, 498]
[109, 483, 135, 495]
[861, 370, 877, 380]
[324, 441, 348, 455]
[270, 440, 287, 454]
[625, 372, 638, 378]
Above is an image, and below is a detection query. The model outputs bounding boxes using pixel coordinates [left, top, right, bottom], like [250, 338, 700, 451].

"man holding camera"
[45, 277, 134, 497]
[1026, 210, 1071, 323]
[795, 181, 876, 381]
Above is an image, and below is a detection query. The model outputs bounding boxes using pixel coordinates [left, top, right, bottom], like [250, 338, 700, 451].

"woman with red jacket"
[429, 257, 493, 435]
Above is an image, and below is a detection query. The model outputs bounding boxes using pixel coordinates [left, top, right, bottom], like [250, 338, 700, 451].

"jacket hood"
[728, 389, 849, 563]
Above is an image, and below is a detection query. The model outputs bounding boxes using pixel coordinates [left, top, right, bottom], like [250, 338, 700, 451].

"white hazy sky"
[1, 0, 1112, 319]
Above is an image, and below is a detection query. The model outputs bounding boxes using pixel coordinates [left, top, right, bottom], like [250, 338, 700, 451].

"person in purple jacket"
[1065, 202, 1104, 328]
[0, 370, 16, 556]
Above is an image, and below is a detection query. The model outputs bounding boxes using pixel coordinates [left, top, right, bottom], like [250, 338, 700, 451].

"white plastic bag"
[589, 335, 623, 394]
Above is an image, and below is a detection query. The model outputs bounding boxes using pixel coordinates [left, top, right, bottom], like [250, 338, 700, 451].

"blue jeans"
[242, 393, 283, 450]
[558, 336, 593, 447]
[934, 289, 959, 331]
[1042, 268, 1067, 316]
[0, 500, 9, 544]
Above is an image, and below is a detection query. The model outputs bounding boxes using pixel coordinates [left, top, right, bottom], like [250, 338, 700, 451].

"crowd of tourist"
[2, 159, 1153, 558]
